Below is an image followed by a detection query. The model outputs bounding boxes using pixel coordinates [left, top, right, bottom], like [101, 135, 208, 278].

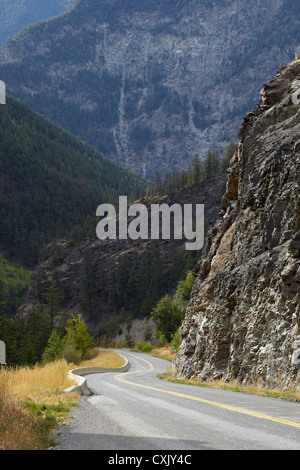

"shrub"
[62, 344, 82, 365]
[151, 294, 183, 342]
[174, 270, 193, 306]
[137, 341, 153, 352]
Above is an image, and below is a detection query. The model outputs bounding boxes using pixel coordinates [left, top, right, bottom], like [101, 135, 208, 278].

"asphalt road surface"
[55, 350, 300, 451]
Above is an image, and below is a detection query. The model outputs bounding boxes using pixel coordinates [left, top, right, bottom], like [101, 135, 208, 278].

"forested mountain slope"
[18, 172, 227, 330]
[0, 95, 146, 267]
[0, 0, 300, 177]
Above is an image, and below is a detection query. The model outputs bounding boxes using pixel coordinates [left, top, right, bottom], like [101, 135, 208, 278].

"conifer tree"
[204, 150, 220, 178]
[192, 153, 204, 184]
[41, 330, 63, 364]
[63, 314, 93, 359]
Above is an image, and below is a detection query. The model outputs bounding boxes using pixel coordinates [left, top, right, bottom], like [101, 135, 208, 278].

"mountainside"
[174, 61, 300, 389]
[1, 0, 300, 178]
[0, 0, 74, 46]
[0, 95, 146, 268]
[18, 173, 227, 331]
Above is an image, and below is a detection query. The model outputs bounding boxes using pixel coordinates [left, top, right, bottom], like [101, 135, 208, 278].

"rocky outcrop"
[174, 61, 300, 389]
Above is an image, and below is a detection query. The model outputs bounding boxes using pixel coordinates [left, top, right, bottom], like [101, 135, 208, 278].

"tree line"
[0, 305, 95, 367]
[149, 143, 236, 197]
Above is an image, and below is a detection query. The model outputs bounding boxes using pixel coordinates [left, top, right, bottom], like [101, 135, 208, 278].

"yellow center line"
[114, 353, 300, 429]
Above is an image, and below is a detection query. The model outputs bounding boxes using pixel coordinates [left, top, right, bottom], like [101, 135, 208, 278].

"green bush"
[151, 294, 183, 342]
[137, 341, 153, 352]
[62, 344, 82, 365]
[174, 270, 193, 306]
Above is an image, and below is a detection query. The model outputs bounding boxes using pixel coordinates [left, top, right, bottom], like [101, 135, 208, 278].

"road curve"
[55, 350, 300, 450]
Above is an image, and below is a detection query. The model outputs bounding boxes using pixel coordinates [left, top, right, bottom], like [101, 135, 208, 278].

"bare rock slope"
[174, 61, 300, 389]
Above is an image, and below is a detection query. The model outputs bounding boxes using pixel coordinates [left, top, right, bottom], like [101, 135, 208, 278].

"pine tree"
[41, 330, 63, 364]
[204, 150, 220, 178]
[190, 154, 204, 184]
[63, 314, 93, 359]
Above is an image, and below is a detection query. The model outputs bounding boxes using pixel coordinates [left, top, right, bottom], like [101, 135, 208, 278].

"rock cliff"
[174, 61, 300, 389]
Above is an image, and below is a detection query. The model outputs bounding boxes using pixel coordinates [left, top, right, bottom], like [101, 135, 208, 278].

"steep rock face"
[174, 61, 300, 389]
[0, 0, 299, 178]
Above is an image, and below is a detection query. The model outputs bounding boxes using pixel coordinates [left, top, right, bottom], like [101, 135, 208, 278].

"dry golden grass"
[0, 350, 125, 405]
[0, 360, 78, 450]
[0, 396, 40, 450]
[0, 349, 126, 450]
[78, 349, 127, 369]
[149, 345, 178, 362]
[0, 360, 76, 404]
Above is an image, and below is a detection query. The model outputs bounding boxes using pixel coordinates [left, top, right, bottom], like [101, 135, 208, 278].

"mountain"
[0, 95, 146, 268]
[174, 60, 300, 389]
[0, 0, 300, 178]
[18, 172, 227, 331]
[0, 0, 74, 46]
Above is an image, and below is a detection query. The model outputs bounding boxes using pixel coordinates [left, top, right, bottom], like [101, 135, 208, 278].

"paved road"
[55, 350, 300, 450]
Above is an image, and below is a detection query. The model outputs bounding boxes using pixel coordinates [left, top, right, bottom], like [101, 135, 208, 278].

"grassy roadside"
[148, 345, 177, 362]
[145, 346, 300, 402]
[158, 367, 300, 402]
[0, 349, 126, 450]
[78, 349, 126, 368]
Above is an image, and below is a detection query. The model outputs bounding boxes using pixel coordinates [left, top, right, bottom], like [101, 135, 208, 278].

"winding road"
[55, 350, 300, 450]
